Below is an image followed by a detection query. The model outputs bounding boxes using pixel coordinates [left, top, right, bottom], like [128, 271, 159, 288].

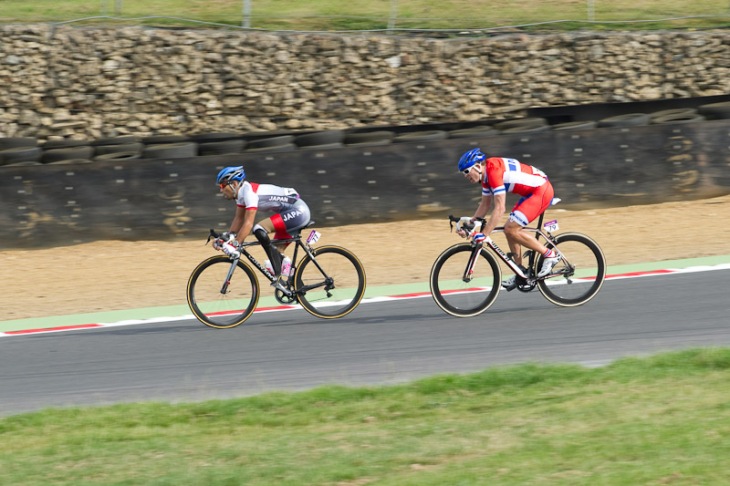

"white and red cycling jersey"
[235, 181, 300, 211]
[235, 181, 311, 238]
[481, 157, 548, 198]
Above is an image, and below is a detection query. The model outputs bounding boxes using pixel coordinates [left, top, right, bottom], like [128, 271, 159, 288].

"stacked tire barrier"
[2, 97, 729, 168]
[1, 112, 728, 249]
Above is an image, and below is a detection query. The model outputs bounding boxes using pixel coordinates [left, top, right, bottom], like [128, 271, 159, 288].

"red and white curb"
[2, 263, 729, 338]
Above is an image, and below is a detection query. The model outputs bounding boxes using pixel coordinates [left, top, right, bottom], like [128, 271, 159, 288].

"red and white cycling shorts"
[508, 181, 554, 227]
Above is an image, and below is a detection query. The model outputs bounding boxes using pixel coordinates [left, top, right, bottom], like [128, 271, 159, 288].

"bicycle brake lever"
[206, 228, 219, 245]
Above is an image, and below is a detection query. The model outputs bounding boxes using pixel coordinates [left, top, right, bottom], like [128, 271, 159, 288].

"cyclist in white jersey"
[215, 166, 311, 281]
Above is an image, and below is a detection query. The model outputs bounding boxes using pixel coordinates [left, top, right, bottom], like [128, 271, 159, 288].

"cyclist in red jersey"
[456, 147, 561, 290]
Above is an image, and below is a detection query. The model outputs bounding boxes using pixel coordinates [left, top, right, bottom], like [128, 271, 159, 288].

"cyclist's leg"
[254, 200, 312, 275]
[505, 197, 527, 266]
[252, 221, 283, 274]
[505, 182, 555, 257]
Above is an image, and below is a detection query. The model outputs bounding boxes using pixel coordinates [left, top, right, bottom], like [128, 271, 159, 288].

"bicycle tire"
[536, 232, 606, 307]
[186, 255, 260, 329]
[294, 245, 366, 319]
[430, 243, 501, 317]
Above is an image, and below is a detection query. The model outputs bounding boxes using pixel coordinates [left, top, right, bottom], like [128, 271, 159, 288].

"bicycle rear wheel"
[187, 255, 260, 329]
[294, 245, 366, 319]
[430, 243, 501, 317]
[536, 232, 606, 307]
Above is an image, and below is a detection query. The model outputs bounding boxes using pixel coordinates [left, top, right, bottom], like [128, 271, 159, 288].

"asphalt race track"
[1, 270, 729, 416]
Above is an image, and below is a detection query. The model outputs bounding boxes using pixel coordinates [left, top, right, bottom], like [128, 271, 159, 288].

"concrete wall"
[1, 119, 728, 249]
[0, 25, 728, 141]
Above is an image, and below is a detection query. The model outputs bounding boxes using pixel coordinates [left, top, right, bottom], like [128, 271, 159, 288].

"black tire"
[299, 142, 344, 151]
[190, 132, 243, 143]
[142, 135, 191, 144]
[142, 142, 198, 159]
[186, 255, 260, 329]
[244, 143, 298, 153]
[697, 101, 730, 120]
[501, 124, 551, 134]
[198, 139, 246, 155]
[42, 139, 90, 149]
[536, 232, 606, 307]
[649, 108, 698, 121]
[344, 130, 395, 145]
[345, 138, 393, 147]
[650, 113, 706, 125]
[294, 245, 366, 319]
[2, 160, 42, 167]
[494, 118, 547, 131]
[94, 142, 144, 156]
[91, 135, 141, 146]
[597, 113, 650, 127]
[0, 137, 38, 150]
[430, 243, 501, 318]
[551, 121, 598, 131]
[0, 146, 42, 164]
[46, 158, 93, 165]
[246, 135, 295, 149]
[295, 130, 345, 147]
[448, 126, 499, 138]
[41, 146, 94, 163]
[394, 130, 448, 143]
[93, 151, 141, 161]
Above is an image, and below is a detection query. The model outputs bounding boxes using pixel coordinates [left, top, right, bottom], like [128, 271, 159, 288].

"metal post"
[388, 0, 398, 32]
[242, 0, 252, 28]
[115, 0, 122, 15]
[587, 0, 595, 22]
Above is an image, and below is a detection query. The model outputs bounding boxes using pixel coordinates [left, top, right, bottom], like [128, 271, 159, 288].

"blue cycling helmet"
[457, 148, 486, 173]
[216, 166, 245, 185]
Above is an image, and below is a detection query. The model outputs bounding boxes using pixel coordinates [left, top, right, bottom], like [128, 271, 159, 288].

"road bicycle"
[430, 202, 606, 317]
[186, 224, 366, 329]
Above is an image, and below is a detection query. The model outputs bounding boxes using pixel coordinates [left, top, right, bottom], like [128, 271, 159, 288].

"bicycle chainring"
[274, 288, 297, 304]
[515, 276, 537, 292]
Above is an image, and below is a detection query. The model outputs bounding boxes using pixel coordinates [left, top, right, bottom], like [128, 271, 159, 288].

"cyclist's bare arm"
[229, 206, 256, 244]
[480, 193, 506, 236]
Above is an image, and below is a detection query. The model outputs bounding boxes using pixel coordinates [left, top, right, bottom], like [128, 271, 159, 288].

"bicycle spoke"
[295, 246, 365, 319]
[537, 233, 605, 307]
[430, 244, 500, 317]
[187, 256, 259, 329]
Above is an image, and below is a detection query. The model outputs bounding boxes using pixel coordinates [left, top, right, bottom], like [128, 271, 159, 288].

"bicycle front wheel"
[430, 243, 501, 317]
[186, 255, 260, 329]
[536, 232, 606, 307]
[294, 245, 366, 319]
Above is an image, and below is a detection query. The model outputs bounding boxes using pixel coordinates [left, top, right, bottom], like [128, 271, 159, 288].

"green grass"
[0, 0, 727, 31]
[2, 348, 729, 485]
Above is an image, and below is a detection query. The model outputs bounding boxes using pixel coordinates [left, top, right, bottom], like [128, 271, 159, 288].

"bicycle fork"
[219, 259, 239, 294]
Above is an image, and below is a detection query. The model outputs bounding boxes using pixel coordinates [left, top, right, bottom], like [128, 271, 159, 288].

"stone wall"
[0, 25, 727, 142]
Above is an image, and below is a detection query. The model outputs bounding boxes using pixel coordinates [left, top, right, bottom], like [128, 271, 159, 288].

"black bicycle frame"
[465, 211, 554, 281]
[227, 235, 332, 295]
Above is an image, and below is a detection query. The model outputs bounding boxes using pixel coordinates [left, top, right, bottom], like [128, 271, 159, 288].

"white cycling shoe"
[537, 253, 562, 278]
[501, 275, 518, 291]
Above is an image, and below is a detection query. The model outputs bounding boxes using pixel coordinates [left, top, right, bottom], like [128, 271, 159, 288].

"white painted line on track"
[2, 263, 729, 338]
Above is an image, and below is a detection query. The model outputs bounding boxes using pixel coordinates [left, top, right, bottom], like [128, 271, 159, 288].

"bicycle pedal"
[270, 278, 292, 296]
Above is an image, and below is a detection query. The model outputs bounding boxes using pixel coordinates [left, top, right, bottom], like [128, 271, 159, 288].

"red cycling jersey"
[481, 157, 554, 226]
[481, 157, 548, 198]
